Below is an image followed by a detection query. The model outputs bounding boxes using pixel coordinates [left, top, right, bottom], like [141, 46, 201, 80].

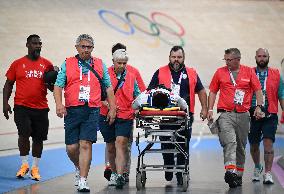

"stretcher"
[135, 108, 191, 191]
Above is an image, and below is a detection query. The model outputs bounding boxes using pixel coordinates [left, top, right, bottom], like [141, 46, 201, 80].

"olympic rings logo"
[98, 9, 186, 47]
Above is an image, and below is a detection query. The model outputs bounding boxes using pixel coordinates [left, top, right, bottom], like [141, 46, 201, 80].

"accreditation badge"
[171, 83, 180, 96]
[234, 89, 245, 105]
[78, 85, 90, 102]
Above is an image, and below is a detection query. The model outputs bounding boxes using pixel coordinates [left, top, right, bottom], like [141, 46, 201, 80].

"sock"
[32, 157, 40, 168]
[21, 155, 29, 165]
[255, 164, 262, 169]
[80, 177, 87, 182]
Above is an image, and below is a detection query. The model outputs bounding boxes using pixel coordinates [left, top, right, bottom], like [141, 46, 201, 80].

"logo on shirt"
[25, 70, 43, 79]
[40, 64, 45, 69]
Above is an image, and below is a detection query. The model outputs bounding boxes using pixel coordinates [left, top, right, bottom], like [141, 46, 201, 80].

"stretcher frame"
[135, 109, 191, 191]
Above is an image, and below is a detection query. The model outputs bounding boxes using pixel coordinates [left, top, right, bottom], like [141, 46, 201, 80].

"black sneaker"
[116, 175, 125, 189]
[123, 172, 129, 182]
[176, 172, 183, 185]
[104, 167, 112, 181]
[165, 171, 173, 181]
[236, 176, 242, 186]
[224, 171, 238, 188]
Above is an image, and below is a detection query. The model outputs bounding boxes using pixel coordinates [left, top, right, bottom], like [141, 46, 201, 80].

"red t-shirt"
[5, 56, 53, 109]
[209, 64, 261, 112]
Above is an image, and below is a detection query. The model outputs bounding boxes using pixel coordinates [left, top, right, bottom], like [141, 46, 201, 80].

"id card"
[234, 89, 245, 105]
[78, 85, 90, 102]
[171, 83, 180, 96]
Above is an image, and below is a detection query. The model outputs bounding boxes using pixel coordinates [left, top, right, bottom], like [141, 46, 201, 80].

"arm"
[53, 86, 66, 118]
[3, 79, 15, 120]
[207, 91, 217, 121]
[253, 90, 264, 119]
[147, 70, 159, 90]
[106, 86, 116, 124]
[197, 88, 208, 120]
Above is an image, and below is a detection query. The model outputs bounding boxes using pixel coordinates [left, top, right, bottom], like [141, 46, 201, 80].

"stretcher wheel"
[136, 172, 143, 190]
[141, 171, 146, 187]
[182, 173, 189, 192]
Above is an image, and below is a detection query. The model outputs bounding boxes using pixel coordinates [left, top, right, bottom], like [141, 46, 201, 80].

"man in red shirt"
[207, 48, 264, 188]
[3, 34, 54, 181]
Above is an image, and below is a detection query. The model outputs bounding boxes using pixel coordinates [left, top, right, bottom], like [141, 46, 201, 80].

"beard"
[169, 61, 184, 72]
[32, 49, 41, 59]
[256, 59, 269, 69]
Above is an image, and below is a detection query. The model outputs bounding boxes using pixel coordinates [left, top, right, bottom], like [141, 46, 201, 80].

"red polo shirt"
[5, 56, 53, 109]
[209, 64, 261, 112]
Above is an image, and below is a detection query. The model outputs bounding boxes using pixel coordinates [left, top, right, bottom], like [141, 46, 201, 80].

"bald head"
[255, 48, 270, 69]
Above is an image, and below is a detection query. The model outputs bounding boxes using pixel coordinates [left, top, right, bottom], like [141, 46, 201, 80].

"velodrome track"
[0, 0, 284, 193]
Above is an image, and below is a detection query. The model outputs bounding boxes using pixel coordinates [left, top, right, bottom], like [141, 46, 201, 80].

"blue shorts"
[248, 114, 278, 144]
[64, 105, 99, 145]
[99, 115, 133, 143]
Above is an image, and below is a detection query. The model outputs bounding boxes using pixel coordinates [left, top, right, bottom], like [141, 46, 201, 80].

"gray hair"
[112, 49, 128, 61]
[76, 34, 94, 46]
[225, 48, 241, 58]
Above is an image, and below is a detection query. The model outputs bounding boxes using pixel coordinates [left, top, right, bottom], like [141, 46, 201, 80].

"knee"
[115, 137, 128, 148]
[263, 139, 273, 152]
[79, 140, 92, 150]
[107, 143, 116, 155]
[67, 144, 79, 153]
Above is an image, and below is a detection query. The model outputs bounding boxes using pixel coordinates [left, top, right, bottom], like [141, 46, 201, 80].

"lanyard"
[256, 69, 268, 91]
[256, 69, 268, 106]
[171, 71, 183, 85]
[229, 70, 237, 87]
[79, 66, 90, 82]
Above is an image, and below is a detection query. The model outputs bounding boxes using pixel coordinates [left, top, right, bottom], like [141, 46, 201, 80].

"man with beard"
[249, 48, 284, 184]
[3, 34, 54, 181]
[148, 45, 208, 185]
[53, 34, 116, 192]
[207, 48, 264, 188]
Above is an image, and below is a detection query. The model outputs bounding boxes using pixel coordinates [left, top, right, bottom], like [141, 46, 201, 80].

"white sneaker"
[108, 173, 117, 186]
[74, 169, 80, 186]
[252, 166, 263, 182]
[77, 178, 90, 192]
[263, 172, 274, 184]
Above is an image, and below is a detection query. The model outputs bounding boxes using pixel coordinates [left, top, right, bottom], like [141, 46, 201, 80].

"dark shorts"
[99, 115, 133, 143]
[64, 105, 99, 145]
[248, 114, 278, 143]
[14, 105, 49, 142]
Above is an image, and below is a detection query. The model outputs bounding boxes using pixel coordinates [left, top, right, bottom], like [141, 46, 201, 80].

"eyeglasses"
[78, 45, 94, 50]
[223, 57, 240, 62]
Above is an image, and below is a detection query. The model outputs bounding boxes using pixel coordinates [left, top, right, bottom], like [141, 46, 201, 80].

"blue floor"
[0, 137, 283, 193]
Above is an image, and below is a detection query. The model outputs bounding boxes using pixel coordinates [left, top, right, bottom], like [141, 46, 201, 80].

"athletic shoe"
[236, 176, 242, 186]
[75, 169, 80, 186]
[16, 163, 29, 178]
[123, 172, 129, 182]
[104, 166, 112, 181]
[224, 171, 238, 188]
[115, 174, 125, 189]
[108, 173, 117, 186]
[30, 166, 41, 181]
[77, 178, 90, 192]
[252, 165, 263, 182]
[263, 172, 274, 184]
[165, 171, 173, 181]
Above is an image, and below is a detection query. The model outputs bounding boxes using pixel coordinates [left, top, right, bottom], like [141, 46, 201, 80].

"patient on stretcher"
[132, 85, 188, 111]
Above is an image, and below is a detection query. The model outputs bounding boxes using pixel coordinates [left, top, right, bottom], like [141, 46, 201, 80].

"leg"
[107, 142, 116, 172]
[66, 143, 80, 168]
[18, 136, 30, 156]
[160, 136, 175, 181]
[79, 140, 92, 178]
[115, 136, 128, 175]
[263, 138, 274, 173]
[218, 112, 238, 188]
[250, 143, 260, 167]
